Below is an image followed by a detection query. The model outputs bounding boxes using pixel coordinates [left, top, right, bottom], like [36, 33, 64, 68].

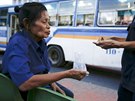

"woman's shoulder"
[6, 31, 31, 52]
[9, 31, 30, 45]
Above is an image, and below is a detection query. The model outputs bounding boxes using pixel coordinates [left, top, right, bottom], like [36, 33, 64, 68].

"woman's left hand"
[50, 82, 66, 96]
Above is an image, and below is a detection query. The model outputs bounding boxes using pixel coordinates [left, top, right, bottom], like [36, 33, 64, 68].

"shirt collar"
[22, 29, 40, 50]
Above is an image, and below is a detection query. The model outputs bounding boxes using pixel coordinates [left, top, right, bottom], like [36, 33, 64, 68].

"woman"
[2, 2, 87, 100]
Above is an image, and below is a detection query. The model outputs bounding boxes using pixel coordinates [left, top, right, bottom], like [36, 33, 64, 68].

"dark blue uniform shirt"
[2, 30, 51, 87]
[121, 21, 135, 93]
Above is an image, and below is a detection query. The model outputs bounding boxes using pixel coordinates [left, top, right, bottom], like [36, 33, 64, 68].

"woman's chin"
[44, 34, 49, 38]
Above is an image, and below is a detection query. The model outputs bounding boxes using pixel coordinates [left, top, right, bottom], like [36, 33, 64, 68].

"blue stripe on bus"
[0, 30, 7, 37]
[0, 44, 6, 48]
[54, 28, 127, 37]
[46, 28, 128, 43]
[45, 37, 52, 43]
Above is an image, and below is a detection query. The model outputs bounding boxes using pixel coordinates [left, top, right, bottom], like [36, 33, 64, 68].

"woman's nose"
[46, 23, 50, 29]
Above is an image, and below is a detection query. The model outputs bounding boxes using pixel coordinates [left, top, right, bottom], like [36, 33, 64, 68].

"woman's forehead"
[40, 11, 49, 19]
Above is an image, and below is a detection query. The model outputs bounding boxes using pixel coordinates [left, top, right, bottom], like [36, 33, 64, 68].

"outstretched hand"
[93, 37, 120, 49]
[67, 69, 88, 80]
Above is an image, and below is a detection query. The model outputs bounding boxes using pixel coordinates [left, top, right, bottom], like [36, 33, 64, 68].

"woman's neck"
[25, 29, 42, 42]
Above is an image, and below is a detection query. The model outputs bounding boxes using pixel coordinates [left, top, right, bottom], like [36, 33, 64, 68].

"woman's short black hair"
[14, 2, 47, 28]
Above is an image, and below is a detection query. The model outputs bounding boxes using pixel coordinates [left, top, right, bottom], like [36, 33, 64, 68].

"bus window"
[76, 0, 96, 27]
[0, 9, 7, 16]
[98, 0, 135, 26]
[10, 14, 19, 35]
[45, 3, 57, 26]
[18, 0, 21, 4]
[49, 16, 56, 26]
[117, 10, 134, 25]
[0, 18, 6, 26]
[58, 1, 74, 26]
[98, 11, 117, 25]
[59, 15, 72, 26]
[85, 14, 94, 26]
[0, 9, 8, 26]
[77, 15, 84, 26]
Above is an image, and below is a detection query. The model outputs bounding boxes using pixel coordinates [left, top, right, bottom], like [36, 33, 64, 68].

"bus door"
[7, 14, 19, 42]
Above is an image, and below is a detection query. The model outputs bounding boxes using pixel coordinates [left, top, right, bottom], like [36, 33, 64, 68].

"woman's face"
[30, 11, 50, 41]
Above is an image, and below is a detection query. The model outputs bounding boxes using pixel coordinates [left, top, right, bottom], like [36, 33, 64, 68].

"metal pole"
[73, 0, 78, 27]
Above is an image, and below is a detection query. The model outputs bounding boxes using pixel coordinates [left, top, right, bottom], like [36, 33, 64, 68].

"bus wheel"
[48, 46, 66, 67]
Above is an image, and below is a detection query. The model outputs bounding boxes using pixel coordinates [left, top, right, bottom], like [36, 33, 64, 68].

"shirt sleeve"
[6, 40, 33, 87]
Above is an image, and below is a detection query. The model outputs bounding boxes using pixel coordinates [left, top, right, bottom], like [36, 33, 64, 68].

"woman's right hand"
[67, 69, 87, 80]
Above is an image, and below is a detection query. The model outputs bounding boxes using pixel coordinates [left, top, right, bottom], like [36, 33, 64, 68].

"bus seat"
[0, 73, 24, 101]
[0, 73, 76, 101]
[0, 64, 2, 72]
[27, 87, 76, 101]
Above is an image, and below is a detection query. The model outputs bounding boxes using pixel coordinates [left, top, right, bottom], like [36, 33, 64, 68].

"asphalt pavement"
[50, 66, 121, 101]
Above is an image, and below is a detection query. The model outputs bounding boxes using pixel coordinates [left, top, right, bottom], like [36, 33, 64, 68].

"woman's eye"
[42, 21, 46, 24]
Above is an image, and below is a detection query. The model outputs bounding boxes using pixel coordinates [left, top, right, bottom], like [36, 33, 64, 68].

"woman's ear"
[23, 18, 29, 30]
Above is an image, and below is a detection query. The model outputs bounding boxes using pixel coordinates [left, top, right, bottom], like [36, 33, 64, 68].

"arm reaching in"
[107, 36, 126, 42]
[97, 36, 126, 42]
[93, 36, 135, 50]
[19, 69, 87, 91]
[93, 39, 121, 49]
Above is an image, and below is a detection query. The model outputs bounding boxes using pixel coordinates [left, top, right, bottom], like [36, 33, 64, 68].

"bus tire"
[48, 45, 66, 67]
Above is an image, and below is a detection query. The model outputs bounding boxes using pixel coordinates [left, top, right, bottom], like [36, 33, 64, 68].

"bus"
[0, 0, 134, 71]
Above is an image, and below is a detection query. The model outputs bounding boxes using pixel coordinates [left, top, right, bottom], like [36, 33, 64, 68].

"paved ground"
[58, 79, 117, 101]
[51, 66, 121, 101]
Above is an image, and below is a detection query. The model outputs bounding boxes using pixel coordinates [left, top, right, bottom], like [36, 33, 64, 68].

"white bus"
[0, 0, 135, 70]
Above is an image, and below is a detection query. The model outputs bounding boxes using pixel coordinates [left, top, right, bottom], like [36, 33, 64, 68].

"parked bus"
[0, 0, 134, 71]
